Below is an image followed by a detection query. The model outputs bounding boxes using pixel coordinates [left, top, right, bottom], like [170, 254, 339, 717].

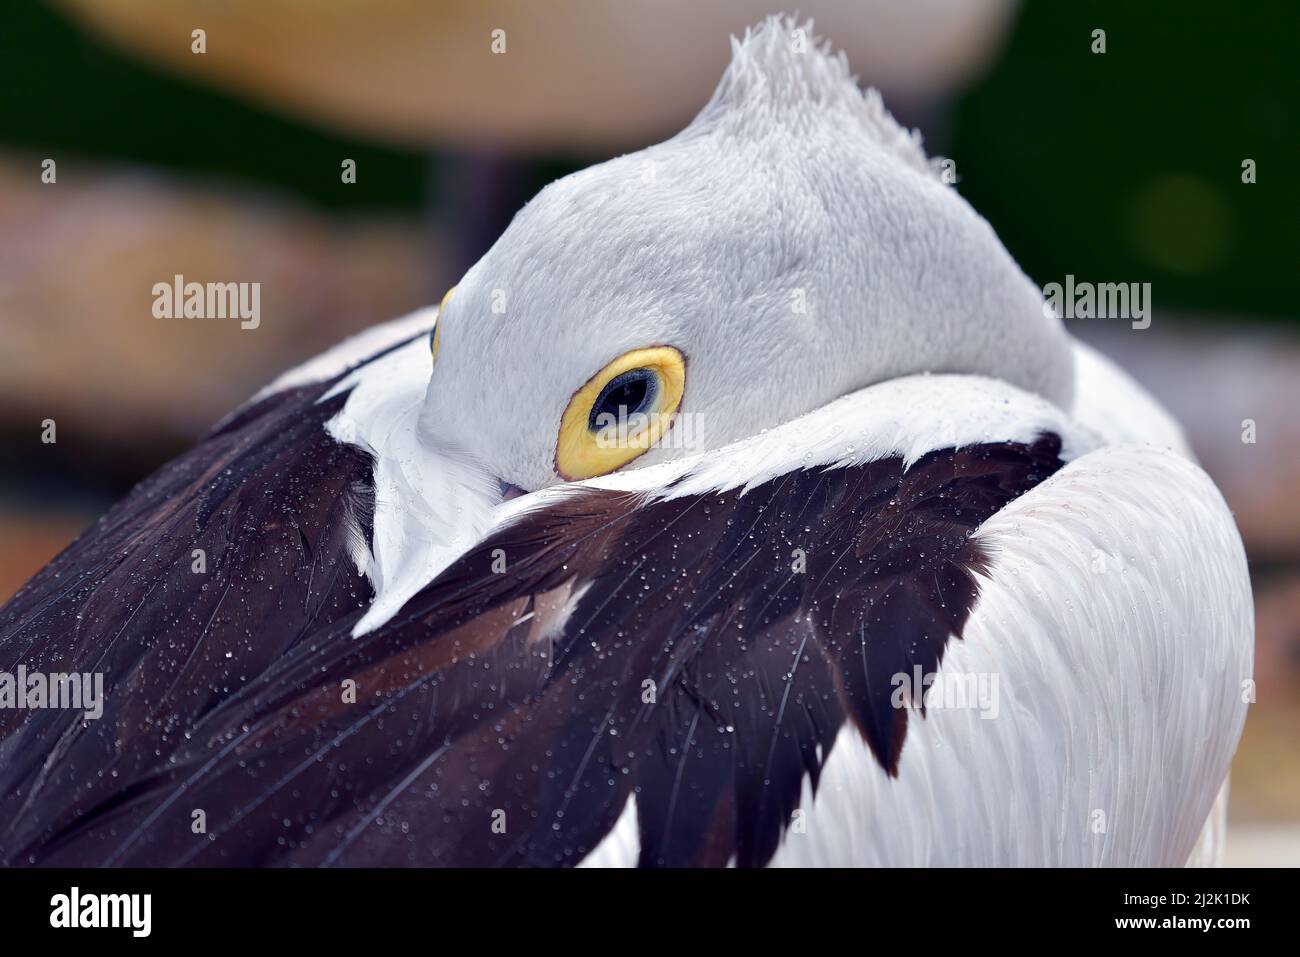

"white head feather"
[422, 14, 1074, 491]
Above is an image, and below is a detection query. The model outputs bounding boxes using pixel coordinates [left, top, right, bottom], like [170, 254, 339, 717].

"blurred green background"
[4, 1, 1296, 311]
[0, 0, 1297, 862]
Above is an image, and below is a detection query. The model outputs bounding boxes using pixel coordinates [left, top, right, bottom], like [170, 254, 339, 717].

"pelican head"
[419, 15, 1074, 494]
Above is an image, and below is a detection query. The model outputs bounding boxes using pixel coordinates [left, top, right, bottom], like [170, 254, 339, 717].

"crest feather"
[689, 15, 938, 179]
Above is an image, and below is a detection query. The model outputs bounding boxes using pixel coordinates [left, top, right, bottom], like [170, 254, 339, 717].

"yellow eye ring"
[555, 346, 686, 481]
[431, 286, 455, 365]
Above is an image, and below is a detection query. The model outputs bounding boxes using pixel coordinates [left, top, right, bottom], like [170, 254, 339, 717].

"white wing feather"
[770, 443, 1252, 866]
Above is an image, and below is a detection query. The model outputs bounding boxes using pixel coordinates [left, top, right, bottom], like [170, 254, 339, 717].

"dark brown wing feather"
[0, 360, 395, 864]
[1, 417, 1061, 867]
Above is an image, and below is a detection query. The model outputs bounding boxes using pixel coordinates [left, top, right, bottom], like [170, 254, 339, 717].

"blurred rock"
[0, 152, 439, 454]
[53, 0, 1018, 152]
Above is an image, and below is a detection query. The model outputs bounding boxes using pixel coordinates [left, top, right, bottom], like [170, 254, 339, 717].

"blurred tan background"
[1, 0, 1297, 863]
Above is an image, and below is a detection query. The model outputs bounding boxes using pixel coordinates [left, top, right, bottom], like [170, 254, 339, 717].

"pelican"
[0, 16, 1251, 867]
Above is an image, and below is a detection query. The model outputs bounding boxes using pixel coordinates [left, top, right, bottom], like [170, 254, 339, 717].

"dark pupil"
[589, 368, 657, 432]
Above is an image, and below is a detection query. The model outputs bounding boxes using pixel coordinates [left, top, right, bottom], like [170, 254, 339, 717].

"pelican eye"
[588, 368, 659, 432]
[431, 285, 455, 365]
[556, 345, 686, 481]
